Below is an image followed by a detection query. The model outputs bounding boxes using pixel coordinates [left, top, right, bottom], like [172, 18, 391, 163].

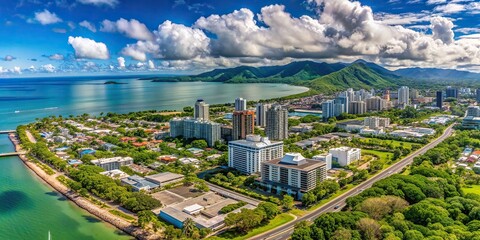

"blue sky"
[0, 0, 479, 76]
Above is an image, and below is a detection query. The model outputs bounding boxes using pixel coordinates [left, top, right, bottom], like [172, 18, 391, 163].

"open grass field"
[360, 138, 421, 150]
[462, 185, 480, 195]
[362, 149, 392, 162]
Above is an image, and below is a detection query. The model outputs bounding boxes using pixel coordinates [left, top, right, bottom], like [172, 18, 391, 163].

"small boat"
[14, 110, 20, 113]
[48, 231, 51, 240]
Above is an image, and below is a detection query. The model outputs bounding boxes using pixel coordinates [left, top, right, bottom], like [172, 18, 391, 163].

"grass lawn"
[362, 149, 392, 162]
[211, 213, 294, 240]
[360, 138, 421, 150]
[462, 185, 480, 195]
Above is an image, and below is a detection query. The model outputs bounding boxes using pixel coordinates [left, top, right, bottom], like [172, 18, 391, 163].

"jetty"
[0, 151, 26, 157]
[0, 130, 15, 134]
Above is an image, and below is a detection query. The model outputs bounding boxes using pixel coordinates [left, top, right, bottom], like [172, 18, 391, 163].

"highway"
[250, 124, 455, 240]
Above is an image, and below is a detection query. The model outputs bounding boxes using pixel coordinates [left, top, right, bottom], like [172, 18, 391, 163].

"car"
[387, 170, 393, 174]
[334, 205, 340, 209]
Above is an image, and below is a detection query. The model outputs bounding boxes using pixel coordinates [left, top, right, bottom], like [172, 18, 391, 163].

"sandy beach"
[8, 133, 161, 240]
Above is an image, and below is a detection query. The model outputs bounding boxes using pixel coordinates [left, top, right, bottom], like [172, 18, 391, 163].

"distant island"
[104, 81, 127, 85]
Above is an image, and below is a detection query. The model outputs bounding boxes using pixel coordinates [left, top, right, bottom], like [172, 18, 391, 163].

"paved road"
[250, 124, 455, 240]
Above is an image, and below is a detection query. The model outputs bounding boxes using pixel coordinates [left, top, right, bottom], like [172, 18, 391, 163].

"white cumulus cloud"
[34, 9, 62, 25]
[117, 57, 125, 69]
[68, 36, 109, 60]
[100, 18, 153, 41]
[79, 20, 97, 32]
[77, 0, 118, 7]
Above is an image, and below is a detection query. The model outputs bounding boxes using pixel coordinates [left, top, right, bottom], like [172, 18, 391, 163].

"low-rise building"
[463, 116, 480, 130]
[312, 153, 333, 170]
[121, 175, 159, 191]
[261, 153, 327, 200]
[100, 169, 129, 179]
[145, 172, 184, 187]
[329, 147, 361, 166]
[91, 157, 133, 171]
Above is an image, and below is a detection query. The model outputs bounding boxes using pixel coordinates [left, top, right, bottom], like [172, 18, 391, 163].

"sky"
[0, 0, 479, 76]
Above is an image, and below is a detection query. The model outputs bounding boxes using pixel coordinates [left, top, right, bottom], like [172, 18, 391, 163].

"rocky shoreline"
[8, 133, 161, 240]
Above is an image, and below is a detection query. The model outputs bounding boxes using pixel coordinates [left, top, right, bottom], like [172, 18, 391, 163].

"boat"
[48, 231, 51, 240]
[14, 110, 20, 113]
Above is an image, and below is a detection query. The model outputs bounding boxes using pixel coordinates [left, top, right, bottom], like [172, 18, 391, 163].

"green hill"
[143, 60, 400, 93]
[306, 62, 399, 93]
[143, 61, 346, 84]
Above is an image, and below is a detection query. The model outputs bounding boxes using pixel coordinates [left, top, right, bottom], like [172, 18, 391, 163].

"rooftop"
[229, 135, 282, 148]
[145, 172, 184, 184]
[264, 156, 326, 171]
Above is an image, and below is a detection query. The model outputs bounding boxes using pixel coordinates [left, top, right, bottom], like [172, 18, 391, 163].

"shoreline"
[8, 133, 160, 240]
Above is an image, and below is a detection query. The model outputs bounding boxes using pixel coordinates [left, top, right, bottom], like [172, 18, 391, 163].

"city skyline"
[0, 0, 479, 77]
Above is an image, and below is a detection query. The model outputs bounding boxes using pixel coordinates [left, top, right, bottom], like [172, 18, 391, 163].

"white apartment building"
[235, 97, 247, 111]
[313, 153, 333, 170]
[91, 157, 133, 171]
[228, 135, 283, 174]
[329, 147, 361, 166]
[398, 86, 410, 106]
[261, 153, 327, 199]
[364, 117, 390, 129]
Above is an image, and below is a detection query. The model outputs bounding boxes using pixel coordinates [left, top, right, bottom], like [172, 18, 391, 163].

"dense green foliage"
[220, 201, 247, 214]
[293, 130, 480, 240]
[224, 202, 280, 233]
[69, 165, 161, 212]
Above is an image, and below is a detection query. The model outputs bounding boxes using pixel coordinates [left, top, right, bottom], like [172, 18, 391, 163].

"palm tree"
[182, 218, 196, 238]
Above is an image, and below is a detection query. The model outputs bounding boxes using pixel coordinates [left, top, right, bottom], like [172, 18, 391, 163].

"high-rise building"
[169, 118, 221, 147]
[235, 97, 247, 111]
[410, 89, 419, 100]
[255, 103, 270, 127]
[335, 95, 349, 113]
[348, 101, 366, 114]
[228, 135, 283, 174]
[322, 100, 335, 120]
[334, 103, 345, 116]
[261, 153, 327, 199]
[436, 91, 443, 108]
[194, 99, 209, 120]
[446, 87, 458, 99]
[266, 105, 289, 140]
[366, 96, 386, 111]
[232, 110, 255, 140]
[476, 89, 480, 103]
[383, 89, 390, 102]
[398, 86, 410, 106]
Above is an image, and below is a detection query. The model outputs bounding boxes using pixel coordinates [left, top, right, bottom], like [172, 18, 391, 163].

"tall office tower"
[335, 95, 349, 113]
[265, 105, 289, 140]
[334, 103, 345, 116]
[476, 89, 480, 103]
[228, 135, 283, 174]
[235, 97, 247, 111]
[346, 88, 355, 102]
[322, 100, 335, 120]
[232, 110, 255, 140]
[398, 86, 410, 106]
[446, 87, 458, 99]
[410, 89, 419, 100]
[383, 89, 390, 101]
[436, 91, 443, 108]
[194, 99, 209, 120]
[255, 103, 270, 127]
[366, 96, 386, 111]
[348, 101, 366, 114]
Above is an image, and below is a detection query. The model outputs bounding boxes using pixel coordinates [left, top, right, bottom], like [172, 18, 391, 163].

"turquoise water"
[0, 76, 307, 239]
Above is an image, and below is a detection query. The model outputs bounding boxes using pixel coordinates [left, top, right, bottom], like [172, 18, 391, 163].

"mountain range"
[142, 60, 480, 93]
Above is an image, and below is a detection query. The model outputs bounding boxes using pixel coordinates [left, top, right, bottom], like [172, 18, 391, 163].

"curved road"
[250, 124, 455, 240]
